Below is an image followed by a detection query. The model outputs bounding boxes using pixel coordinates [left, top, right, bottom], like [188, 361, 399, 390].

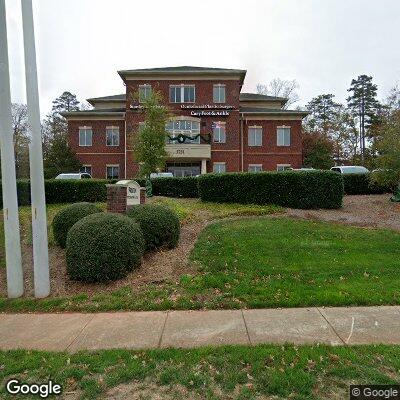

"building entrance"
[166, 162, 201, 177]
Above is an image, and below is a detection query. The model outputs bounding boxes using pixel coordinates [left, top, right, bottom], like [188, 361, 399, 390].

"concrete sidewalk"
[1, 306, 400, 352]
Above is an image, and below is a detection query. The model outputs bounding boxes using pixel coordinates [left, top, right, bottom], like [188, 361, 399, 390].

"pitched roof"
[239, 106, 308, 117]
[118, 66, 247, 85]
[118, 66, 247, 74]
[239, 93, 288, 103]
[87, 94, 126, 105]
[61, 108, 125, 118]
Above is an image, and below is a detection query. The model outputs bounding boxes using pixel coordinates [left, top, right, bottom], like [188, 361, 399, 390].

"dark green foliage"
[151, 177, 199, 198]
[198, 171, 344, 209]
[52, 202, 103, 248]
[66, 213, 145, 282]
[126, 204, 180, 251]
[0, 179, 116, 209]
[342, 173, 389, 195]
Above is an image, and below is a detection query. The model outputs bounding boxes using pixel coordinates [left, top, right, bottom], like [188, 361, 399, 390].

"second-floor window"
[212, 122, 226, 143]
[106, 127, 120, 146]
[277, 127, 291, 146]
[169, 85, 195, 103]
[79, 127, 92, 146]
[139, 84, 152, 102]
[166, 119, 200, 144]
[213, 84, 226, 103]
[248, 127, 262, 147]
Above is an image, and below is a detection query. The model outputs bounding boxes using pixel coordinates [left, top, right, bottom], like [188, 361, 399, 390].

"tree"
[42, 92, 81, 177]
[11, 104, 30, 178]
[304, 94, 341, 135]
[385, 85, 400, 113]
[133, 91, 169, 178]
[302, 131, 334, 170]
[372, 111, 400, 191]
[347, 75, 380, 161]
[256, 78, 300, 109]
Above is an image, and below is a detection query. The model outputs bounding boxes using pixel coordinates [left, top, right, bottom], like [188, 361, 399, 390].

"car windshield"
[342, 167, 368, 174]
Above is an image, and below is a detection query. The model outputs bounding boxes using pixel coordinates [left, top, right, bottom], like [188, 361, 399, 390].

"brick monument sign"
[106, 180, 145, 213]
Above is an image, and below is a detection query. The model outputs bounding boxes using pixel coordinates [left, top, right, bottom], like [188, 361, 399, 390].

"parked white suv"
[330, 166, 369, 174]
[55, 173, 92, 180]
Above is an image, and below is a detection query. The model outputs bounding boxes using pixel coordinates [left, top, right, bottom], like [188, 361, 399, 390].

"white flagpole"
[21, 0, 50, 298]
[0, 0, 24, 298]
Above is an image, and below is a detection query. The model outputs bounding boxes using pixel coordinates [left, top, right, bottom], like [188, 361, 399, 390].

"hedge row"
[198, 171, 344, 209]
[150, 177, 198, 198]
[0, 179, 116, 208]
[342, 173, 390, 195]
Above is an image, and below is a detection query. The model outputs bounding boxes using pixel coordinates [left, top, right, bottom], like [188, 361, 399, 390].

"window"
[277, 127, 291, 146]
[106, 165, 119, 179]
[248, 164, 263, 172]
[212, 122, 226, 143]
[165, 119, 201, 144]
[248, 127, 262, 146]
[80, 165, 92, 176]
[277, 164, 292, 172]
[139, 84, 151, 102]
[79, 127, 92, 146]
[213, 162, 226, 174]
[169, 85, 195, 103]
[213, 84, 226, 103]
[106, 126, 119, 146]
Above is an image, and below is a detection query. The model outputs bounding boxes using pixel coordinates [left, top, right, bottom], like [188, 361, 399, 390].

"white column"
[0, 0, 24, 298]
[201, 159, 207, 174]
[21, 0, 50, 298]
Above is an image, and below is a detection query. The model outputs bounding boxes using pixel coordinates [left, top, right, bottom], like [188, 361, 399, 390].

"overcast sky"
[5, 0, 400, 116]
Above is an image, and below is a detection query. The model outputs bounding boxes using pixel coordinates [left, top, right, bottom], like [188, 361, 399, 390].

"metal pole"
[21, 0, 50, 298]
[0, 0, 24, 298]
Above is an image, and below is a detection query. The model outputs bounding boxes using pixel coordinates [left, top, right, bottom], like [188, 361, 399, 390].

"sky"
[5, 0, 400, 117]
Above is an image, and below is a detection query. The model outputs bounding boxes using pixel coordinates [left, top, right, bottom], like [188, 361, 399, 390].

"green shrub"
[151, 177, 199, 198]
[126, 204, 180, 251]
[52, 202, 103, 248]
[66, 213, 144, 282]
[198, 171, 344, 209]
[342, 173, 390, 195]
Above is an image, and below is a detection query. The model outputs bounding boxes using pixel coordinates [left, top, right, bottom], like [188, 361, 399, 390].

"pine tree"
[347, 75, 379, 161]
[42, 92, 81, 178]
[305, 94, 341, 135]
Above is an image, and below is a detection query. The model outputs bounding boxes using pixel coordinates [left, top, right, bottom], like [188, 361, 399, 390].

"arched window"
[166, 118, 201, 144]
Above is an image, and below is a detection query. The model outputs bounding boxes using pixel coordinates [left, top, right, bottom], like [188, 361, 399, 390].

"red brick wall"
[242, 119, 303, 171]
[68, 119, 125, 179]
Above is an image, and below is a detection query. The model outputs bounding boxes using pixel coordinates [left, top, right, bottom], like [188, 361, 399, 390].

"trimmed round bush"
[66, 213, 145, 282]
[52, 202, 103, 248]
[126, 204, 180, 251]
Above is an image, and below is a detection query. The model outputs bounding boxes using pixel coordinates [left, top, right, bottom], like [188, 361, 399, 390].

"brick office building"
[63, 66, 308, 179]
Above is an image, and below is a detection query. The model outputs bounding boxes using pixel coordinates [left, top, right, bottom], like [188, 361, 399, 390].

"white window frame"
[106, 126, 120, 146]
[213, 84, 226, 103]
[277, 126, 291, 147]
[79, 126, 92, 147]
[212, 122, 226, 143]
[213, 162, 226, 174]
[248, 126, 262, 147]
[165, 118, 201, 144]
[106, 164, 120, 179]
[277, 164, 292, 172]
[248, 164, 263, 173]
[138, 84, 152, 103]
[80, 165, 92, 175]
[169, 84, 195, 103]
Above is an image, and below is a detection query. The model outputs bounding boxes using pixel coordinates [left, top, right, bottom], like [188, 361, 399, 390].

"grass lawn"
[1, 344, 400, 399]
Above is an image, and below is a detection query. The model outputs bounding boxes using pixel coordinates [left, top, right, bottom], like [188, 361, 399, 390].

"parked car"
[330, 166, 369, 174]
[55, 173, 92, 180]
[150, 172, 174, 178]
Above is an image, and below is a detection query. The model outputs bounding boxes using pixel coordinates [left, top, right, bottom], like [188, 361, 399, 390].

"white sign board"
[116, 180, 141, 206]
